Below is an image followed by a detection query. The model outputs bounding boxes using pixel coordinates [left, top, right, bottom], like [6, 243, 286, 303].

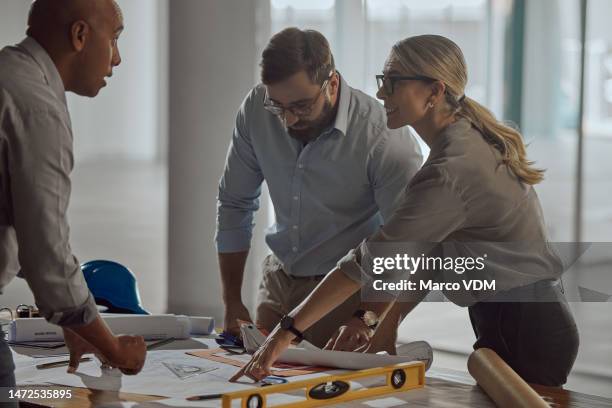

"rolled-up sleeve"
[338, 165, 467, 288]
[215, 93, 264, 253]
[367, 126, 422, 223]
[9, 107, 97, 327]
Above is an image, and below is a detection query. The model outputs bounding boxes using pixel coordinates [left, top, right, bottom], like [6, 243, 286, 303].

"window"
[271, 0, 336, 37]
[269, 0, 497, 157]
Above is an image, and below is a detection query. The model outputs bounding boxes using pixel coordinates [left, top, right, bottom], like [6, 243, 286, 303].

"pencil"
[34, 338, 175, 370]
[186, 393, 222, 401]
[36, 357, 92, 370]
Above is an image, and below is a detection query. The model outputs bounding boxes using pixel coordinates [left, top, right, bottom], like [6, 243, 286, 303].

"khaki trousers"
[255, 254, 361, 348]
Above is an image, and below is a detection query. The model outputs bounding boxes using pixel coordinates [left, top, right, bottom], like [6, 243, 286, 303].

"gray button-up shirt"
[216, 76, 423, 277]
[0, 38, 97, 326]
[338, 118, 563, 306]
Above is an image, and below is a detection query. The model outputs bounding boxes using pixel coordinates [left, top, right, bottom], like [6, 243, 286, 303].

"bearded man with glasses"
[215, 27, 422, 353]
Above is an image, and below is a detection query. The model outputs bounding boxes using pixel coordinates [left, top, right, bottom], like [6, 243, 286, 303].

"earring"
[427, 102, 434, 109]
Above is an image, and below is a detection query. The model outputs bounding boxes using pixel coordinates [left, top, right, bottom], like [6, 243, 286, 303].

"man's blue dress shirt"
[216, 76, 422, 277]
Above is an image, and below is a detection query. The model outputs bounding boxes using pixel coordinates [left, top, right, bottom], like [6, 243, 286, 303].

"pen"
[220, 344, 246, 354]
[146, 337, 176, 350]
[186, 393, 222, 401]
[36, 357, 92, 370]
[186, 376, 287, 400]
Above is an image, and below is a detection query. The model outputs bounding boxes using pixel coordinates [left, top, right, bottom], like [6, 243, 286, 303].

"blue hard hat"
[81, 260, 149, 315]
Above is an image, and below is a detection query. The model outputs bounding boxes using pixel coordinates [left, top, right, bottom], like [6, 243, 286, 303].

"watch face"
[362, 311, 379, 327]
[280, 315, 293, 330]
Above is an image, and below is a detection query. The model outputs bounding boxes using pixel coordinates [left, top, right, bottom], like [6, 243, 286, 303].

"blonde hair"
[392, 35, 544, 185]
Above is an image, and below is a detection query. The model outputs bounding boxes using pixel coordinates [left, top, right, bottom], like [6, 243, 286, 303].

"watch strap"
[280, 315, 304, 341]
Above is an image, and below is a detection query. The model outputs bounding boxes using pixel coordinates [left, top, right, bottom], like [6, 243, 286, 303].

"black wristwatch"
[353, 309, 379, 330]
[279, 315, 304, 342]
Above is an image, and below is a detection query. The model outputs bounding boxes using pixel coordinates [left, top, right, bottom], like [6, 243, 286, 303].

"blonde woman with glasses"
[231, 35, 579, 387]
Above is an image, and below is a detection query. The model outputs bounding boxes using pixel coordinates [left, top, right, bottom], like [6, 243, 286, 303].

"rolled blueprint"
[238, 322, 434, 371]
[467, 348, 549, 408]
[8, 314, 214, 342]
[278, 340, 433, 371]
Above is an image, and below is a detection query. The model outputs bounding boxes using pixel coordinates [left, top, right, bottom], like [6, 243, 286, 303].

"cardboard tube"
[468, 348, 549, 408]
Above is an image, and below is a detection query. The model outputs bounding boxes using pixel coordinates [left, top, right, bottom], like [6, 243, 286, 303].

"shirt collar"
[17, 37, 67, 106]
[330, 73, 350, 137]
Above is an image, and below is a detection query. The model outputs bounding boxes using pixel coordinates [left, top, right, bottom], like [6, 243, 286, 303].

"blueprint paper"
[239, 322, 318, 353]
[13, 338, 331, 399]
[238, 321, 431, 368]
[189, 348, 330, 377]
[13, 337, 431, 402]
[16, 349, 253, 398]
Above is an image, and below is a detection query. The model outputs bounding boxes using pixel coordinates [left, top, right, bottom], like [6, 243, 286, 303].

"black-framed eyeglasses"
[375, 74, 437, 95]
[263, 71, 334, 118]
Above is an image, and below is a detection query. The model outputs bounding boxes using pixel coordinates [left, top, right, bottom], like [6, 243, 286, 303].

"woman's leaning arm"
[229, 266, 361, 382]
[290, 266, 362, 332]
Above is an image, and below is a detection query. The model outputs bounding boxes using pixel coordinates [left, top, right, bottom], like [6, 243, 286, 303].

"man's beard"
[287, 98, 335, 143]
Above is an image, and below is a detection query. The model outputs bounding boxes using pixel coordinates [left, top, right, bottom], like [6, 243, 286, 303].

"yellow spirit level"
[221, 361, 425, 408]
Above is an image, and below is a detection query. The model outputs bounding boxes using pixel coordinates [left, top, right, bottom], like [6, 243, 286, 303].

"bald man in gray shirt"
[0, 0, 146, 399]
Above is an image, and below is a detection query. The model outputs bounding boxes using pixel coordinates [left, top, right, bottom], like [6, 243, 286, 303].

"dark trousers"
[0, 333, 18, 407]
[468, 280, 579, 386]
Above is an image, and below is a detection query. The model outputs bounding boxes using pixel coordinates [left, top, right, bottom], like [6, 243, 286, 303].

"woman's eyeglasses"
[375, 74, 437, 95]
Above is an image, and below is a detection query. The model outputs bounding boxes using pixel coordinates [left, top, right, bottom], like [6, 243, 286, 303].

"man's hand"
[63, 328, 108, 373]
[63, 328, 146, 375]
[112, 335, 147, 375]
[324, 317, 373, 352]
[219, 251, 250, 336]
[223, 301, 253, 337]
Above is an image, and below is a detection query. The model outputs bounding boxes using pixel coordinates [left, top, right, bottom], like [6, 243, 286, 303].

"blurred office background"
[1, 0, 611, 396]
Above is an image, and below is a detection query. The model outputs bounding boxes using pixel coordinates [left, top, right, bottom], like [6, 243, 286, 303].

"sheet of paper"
[16, 349, 254, 398]
[14, 337, 332, 399]
[11, 349, 37, 369]
[190, 341, 432, 377]
[210, 351, 312, 371]
[239, 321, 321, 352]
[363, 397, 410, 408]
[189, 348, 330, 377]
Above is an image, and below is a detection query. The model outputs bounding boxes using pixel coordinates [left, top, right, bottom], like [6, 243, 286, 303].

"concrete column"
[168, 0, 264, 320]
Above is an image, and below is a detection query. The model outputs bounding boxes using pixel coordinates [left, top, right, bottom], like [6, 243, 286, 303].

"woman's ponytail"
[459, 97, 544, 185]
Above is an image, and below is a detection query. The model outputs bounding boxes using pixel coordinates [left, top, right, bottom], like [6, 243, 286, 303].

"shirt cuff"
[215, 229, 253, 253]
[45, 293, 98, 327]
[336, 241, 375, 285]
[338, 240, 425, 301]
